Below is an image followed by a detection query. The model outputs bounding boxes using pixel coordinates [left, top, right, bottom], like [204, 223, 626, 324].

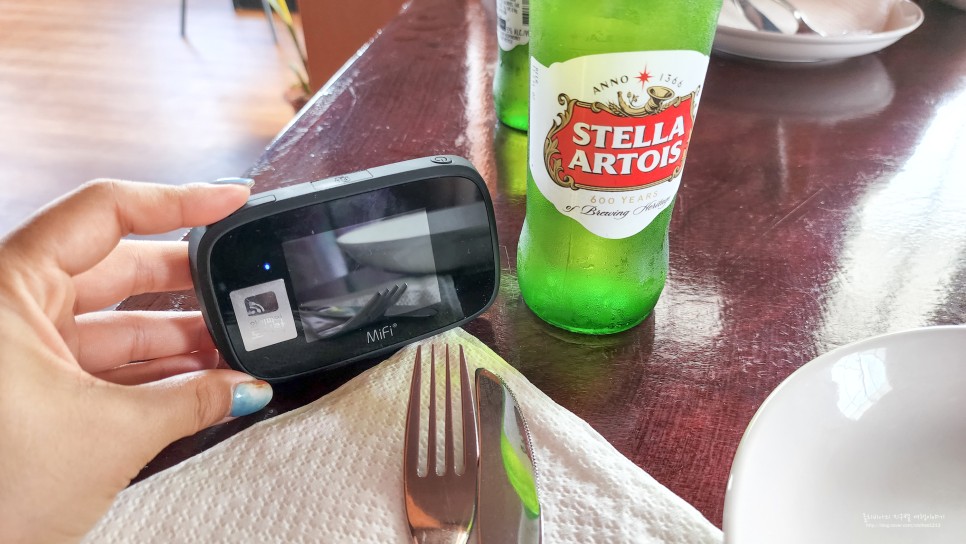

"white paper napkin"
[83, 328, 722, 543]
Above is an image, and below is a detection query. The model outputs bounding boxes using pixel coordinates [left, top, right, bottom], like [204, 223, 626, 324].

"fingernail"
[210, 177, 255, 188]
[230, 380, 273, 417]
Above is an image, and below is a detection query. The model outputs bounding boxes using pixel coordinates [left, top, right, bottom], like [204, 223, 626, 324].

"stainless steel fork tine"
[376, 284, 402, 320]
[405, 345, 423, 478]
[427, 345, 438, 476]
[459, 345, 478, 470]
[443, 345, 454, 474]
[372, 286, 394, 318]
[359, 289, 386, 324]
[346, 290, 382, 328]
[383, 283, 407, 314]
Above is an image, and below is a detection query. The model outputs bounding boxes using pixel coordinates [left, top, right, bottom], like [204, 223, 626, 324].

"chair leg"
[180, 0, 187, 37]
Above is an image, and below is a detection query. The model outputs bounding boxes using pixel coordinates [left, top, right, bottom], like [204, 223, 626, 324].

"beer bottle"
[493, 0, 529, 131]
[517, 0, 722, 334]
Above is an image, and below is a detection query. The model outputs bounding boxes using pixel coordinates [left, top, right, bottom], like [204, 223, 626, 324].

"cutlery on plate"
[733, 0, 781, 33]
[303, 283, 407, 338]
[404, 345, 479, 544]
[735, 0, 831, 37]
[769, 0, 824, 35]
[475, 368, 542, 543]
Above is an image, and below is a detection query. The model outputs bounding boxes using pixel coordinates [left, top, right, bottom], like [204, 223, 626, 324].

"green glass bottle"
[517, 0, 722, 334]
[493, 0, 529, 131]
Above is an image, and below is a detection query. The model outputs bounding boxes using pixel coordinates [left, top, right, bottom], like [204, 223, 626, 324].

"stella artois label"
[497, 0, 529, 51]
[530, 50, 710, 239]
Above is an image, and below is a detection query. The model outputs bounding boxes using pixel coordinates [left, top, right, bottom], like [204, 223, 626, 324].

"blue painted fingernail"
[210, 177, 255, 188]
[230, 380, 273, 417]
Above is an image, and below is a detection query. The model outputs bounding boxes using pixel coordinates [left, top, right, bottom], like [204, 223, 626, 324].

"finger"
[75, 311, 215, 372]
[126, 370, 273, 452]
[95, 351, 221, 385]
[72, 241, 192, 314]
[4, 179, 249, 278]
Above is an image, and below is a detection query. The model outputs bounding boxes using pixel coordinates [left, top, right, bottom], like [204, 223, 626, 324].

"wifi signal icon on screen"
[244, 292, 279, 316]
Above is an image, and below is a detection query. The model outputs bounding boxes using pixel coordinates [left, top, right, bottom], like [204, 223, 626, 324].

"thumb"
[131, 370, 273, 449]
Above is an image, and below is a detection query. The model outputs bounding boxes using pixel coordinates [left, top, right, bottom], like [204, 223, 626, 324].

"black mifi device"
[188, 156, 499, 381]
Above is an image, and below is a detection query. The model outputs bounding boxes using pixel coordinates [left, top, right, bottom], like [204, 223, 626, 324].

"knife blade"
[475, 368, 542, 544]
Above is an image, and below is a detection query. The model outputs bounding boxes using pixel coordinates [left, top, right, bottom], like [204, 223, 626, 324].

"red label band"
[544, 87, 697, 192]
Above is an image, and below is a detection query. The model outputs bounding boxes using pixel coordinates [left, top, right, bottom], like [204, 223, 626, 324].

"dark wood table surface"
[125, 0, 966, 528]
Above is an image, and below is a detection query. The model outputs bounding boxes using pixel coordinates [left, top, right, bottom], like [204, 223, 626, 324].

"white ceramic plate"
[714, 0, 924, 62]
[724, 326, 966, 543]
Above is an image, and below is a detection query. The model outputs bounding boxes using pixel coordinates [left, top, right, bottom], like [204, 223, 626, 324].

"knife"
[475, 368, 542, 544]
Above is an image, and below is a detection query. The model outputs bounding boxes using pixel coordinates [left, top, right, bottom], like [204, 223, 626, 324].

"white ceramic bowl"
[336, 204, 491, 274]
[724, 326, 966, 543]
[714, 0, 924, 62]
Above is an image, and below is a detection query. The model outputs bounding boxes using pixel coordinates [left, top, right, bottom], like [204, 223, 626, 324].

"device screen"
[208, 175, 496, 380]
[282, 208, 449, 343]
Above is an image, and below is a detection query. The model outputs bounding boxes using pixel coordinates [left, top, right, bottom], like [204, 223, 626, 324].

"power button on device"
[246, 195, 276, 207]
[431, 156, 451, 164]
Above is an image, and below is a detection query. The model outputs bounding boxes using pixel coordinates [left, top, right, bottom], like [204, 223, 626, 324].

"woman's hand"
[0, 179, 273, 543]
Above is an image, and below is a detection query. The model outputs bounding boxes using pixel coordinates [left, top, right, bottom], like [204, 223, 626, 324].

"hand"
[0, 179, 274, 543]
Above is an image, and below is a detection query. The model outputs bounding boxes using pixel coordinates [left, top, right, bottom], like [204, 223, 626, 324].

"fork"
[403, 345, 479, 544]
[306, 283, 407, 339]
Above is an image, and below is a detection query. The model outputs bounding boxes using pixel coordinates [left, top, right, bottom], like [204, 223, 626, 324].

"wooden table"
[125, 0, 966, 527]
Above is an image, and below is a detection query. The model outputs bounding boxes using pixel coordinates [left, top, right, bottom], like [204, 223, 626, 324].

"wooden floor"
[0, 0, 300, 238]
